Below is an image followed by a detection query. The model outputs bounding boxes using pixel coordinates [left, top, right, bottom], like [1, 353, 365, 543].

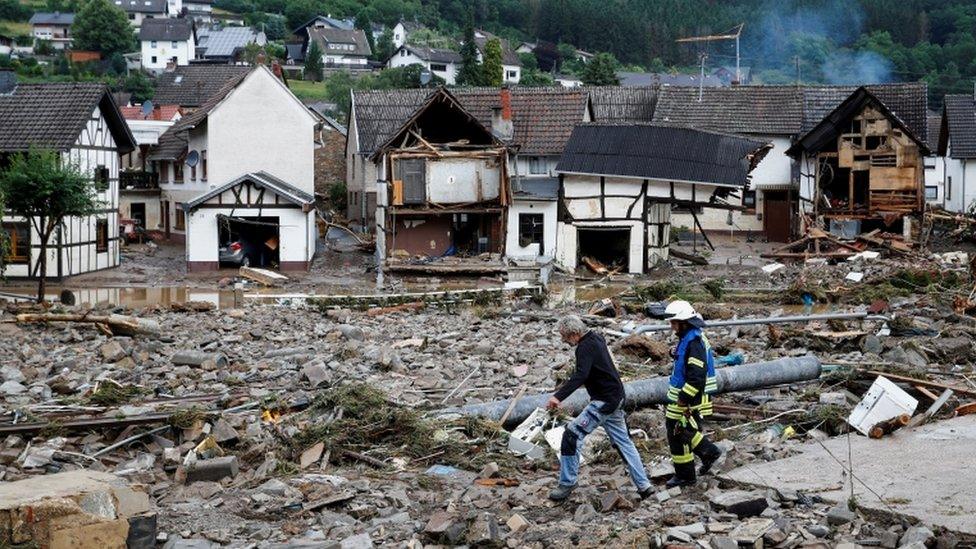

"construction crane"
[676, 23, 744, 86]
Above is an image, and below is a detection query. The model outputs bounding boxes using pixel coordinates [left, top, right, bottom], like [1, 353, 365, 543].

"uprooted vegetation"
[782, 268, 971, 306]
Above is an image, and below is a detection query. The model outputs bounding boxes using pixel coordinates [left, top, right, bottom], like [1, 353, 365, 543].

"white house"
[145, 65, 319, 271]
[473, 30, 521, 84]
[387, 44, 461, 84]
[0, 83, 136, 279]
[391, 19, 424, 49]
[115, 0, 169, 28]
[28, 12, 74, 50]
[307, 27, 371, 68]
[139, 17, 195, 73]
[924, 113, 945, 206]
[118, 104, 181, 234]
[554, 125, 770, 273]
[183, 0, 212, 23]
[196, 26, 266, 62]
[939, 95, 976, 214]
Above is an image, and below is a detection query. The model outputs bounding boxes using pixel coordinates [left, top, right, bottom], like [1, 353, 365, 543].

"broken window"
[397, 158, 426, 205]
[518, 213, 544, 253]
[95, 219, 108, 253]
[742, 189, 756, 210]
[2, 222, 29, 264]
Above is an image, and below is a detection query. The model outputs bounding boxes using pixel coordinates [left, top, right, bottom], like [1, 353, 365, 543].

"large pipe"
[625, 312, 887, 334]
[441, 356, 822, 427]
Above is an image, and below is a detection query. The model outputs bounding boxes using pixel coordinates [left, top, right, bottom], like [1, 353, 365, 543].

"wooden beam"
[867, 371, 976, 397]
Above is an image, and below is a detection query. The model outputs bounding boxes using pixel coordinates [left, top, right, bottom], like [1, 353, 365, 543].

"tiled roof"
[197, 26, 265, 58]
[474, 30, 521, 66]
[588, 86, 659, 124]
[0, 82, 135, 153]
[139, 17, 193, 41]
[185, 171, 313, 209]
[800, 83, 928, 143]
[653, 86, 804, 135]
[352, 86, 589, 156]
[926, 112, 941, 153]
[114, 0, 167, 14]
[0, 69, 15, 94]
[285, 43, 304, 63]
[29, 12, 75, 25]
[617, 71, 723, 88]
[120, 104, 181, 120]
[398, 45, 462, 64]
[308, 27, 371, 57]
[942, 94, 976, 159]
[556, 124, 768, 187]
[152, 65, 250, 107]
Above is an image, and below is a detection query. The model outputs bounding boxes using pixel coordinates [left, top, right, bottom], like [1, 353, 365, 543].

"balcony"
[120, 171, 160, 191]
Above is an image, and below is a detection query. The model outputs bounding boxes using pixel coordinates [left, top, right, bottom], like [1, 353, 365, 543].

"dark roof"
[474, 30, 520, 66]
[291, 15, 355, 35]
[308, 27, 371, 57]
[941, 95, 976, 158]
[515, 177, 559, 200]
[395, 44, 462, 64]
[29, 12, 75, 25]
[618, 71, 723, 88]
[153, 65, 250, 107]
[800, 83, 928, 141]
[556, 124, 769, 187]
[196, 26, 265, 58]
[788, 86, 929, 157]
[0, 82, 135, 153]
[139, 17, 193, 41]
[285, 43, 304, 63]
[926, 113, 941, 153]
[0, 69, 15, 95]
[185, 171, 313, 209]
[588, 86, 658, 124]
[653, 86, 804, 136]
[352, 86, 590, 156]
[114, 0, 167, 13]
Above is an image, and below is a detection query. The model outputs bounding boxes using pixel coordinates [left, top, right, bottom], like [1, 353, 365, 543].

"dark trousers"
[665, 409, 720, 480]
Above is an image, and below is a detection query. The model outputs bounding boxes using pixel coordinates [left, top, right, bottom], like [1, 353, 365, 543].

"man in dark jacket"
[547, 315, 653, 501]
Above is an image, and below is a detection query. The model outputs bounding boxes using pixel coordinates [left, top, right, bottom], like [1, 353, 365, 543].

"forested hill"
[213, 0, 976, 101]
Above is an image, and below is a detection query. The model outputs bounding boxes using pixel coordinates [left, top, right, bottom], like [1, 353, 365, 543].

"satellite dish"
[185, 150, 200, 167]
[141, 100, 153, 117]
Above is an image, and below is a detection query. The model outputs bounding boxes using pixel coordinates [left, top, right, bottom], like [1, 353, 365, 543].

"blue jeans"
[558, 401, 651, 490]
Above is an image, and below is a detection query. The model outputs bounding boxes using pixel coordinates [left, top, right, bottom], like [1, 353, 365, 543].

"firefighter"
[662, 300, 722, 488]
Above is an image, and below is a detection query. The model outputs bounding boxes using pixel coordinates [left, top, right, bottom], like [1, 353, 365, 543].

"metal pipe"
[440, 356, 822, 427]
[626, 312, 887, 334]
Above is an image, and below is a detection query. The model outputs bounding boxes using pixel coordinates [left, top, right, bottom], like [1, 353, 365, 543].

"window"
[925, 186, 938, 200]
[518, 213, 544, 253]
[94, 165, 109, 191]
[400, 49, 406, 57]
[507, 70, 517, 79]
[2, 222, 29, 264]
[171, 40, 177, 48]
[742, 189, 757, 210]
[174, 207, 185, 230]
[430, 63, 447, 72]
[151, 40, 157, 48]
[201, 151, 207, 180]
[948, 176, 952, 201]
[190, 160, 196, 181]
[924, 161, 935, 170]
[396, 158, 426, 204]
[528, 156, 546, 175]
[151, 56, 157, 64]
[174, 159, 183, 182]
[129, 13, 135, 19]
[95, 219, 108, 252]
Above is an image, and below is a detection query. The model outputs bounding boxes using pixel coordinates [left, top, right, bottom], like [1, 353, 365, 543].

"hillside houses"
[139, 17, 196, 73]
[28, 12, 74, 50]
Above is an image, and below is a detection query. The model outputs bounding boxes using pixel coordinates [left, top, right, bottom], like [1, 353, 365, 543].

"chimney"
[491, 85, 514, 141]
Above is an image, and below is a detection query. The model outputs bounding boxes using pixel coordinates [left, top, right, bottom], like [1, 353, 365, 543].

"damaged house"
[555, 124, 770, 273]
[788, 86, 929, 238]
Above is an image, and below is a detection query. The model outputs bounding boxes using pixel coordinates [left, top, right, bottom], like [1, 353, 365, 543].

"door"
[131, 203, 146, 229]
[163, 201, 170, 239]
[763, 190, 793, 242]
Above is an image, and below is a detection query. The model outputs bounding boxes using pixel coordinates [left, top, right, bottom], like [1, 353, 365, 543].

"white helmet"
[664, 300, 699, 321]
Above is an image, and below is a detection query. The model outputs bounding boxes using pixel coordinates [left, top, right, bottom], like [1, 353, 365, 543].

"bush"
[329, 181, 347, 212]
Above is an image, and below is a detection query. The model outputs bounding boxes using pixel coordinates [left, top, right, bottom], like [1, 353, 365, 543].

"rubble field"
[1, 250, 976, 548]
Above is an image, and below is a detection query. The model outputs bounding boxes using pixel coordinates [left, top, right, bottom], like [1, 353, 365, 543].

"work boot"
[665, 476, 695, 489]
[698, 448, 723, 476]
[638, 485, 655, 500]
[548, 484, 576, 501]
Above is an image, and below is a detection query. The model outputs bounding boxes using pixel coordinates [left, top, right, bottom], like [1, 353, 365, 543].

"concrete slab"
[722, 415, 976, 535]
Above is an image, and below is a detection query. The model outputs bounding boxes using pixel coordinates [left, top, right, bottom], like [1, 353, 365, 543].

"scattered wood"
[340, 449, 387, 468]
[12, 312, 160, 337]
[498, 384, 528, 426]
[366, 301, 425, 317]
[867, 371, 976, 397]
[474, 478, 520, 487]
[669, 248, 709, 265]
[954, 402, 976, 416]
[868, 413, 910, 439]
[303, 491, 356, 511]
[240, 266, 289, 286]
[907, 388, 953, 429]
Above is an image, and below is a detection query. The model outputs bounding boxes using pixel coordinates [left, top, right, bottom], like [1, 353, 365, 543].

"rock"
[210, 418, 239, 445]
[861, 335, 883, 355]
[467, 513, 499, 546]
[900, 526, 934, 547]
[506, 513, 529, 534]
[1, 365, 25, 383]
[881, 531, 900, 548]
[655, 490, 671, 503]
[478, 461, 499, 479]
[302, 362, 331, 388]
[615, 334, 669, 360]
[764, 527, 788, 545]
[730, 518, 774, 545]
[709, 490, 769, 518]
[900, 543, 927, 549]
[184, 456, 238, 483]
[710, 536, 738, 549]
[0, 380, 27, 395]
[100, 340, 127, 362]
[675, 522, 706, 537]
[425, 511, 454, 536]
[574, 503, 597, 522]
[807, 524, 831, 538]
[667, 528, 693, 543]
[337, 324, 364, 341]
[827, 505, 856, 526]
[932, 337, 972, 362]
[300, 442, 324, 469]
[600, 491, 625, 512]
[819, 392, 847, 405]
[338, 532, 374, 549]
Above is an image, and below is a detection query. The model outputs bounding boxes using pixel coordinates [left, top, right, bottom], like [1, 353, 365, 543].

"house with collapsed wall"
[0, 82, 136, 279]
[554, 124, 770, 273]
[788, 86, 929, 239]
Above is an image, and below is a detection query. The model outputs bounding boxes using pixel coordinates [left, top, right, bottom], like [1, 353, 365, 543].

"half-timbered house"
[0, 82, 136, 279]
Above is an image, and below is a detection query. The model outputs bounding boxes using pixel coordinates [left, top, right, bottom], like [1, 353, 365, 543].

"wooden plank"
[907, 389, 953, 429]
[240, 266, 289, 286]
[914, 385, 940, 401]
[867, 371, 976, 397]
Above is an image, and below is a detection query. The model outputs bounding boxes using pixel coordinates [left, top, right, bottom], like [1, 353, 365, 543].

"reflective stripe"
[688, 357, 705, 367]
[681, 383, 699, 397]
[672, 452, 694, 464]
[691, 431, 704, 448]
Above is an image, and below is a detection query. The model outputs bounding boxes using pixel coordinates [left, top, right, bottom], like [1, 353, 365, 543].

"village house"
[184, 0, 212, 23]
[473, 30, 521, 84]
[938, 94, 976, 214]
[144, 65, 319, 271]
[139, 17, 196, 73]
[115, 0, 169, 28]
[924, 113, 944, 207]
[391, 19, 424, 49]
[386, 45, 461, 84]
[118, 103, 181, 237]
[555, 124, 769, 272]
[195, 26, 266, 63]
[0, 82, 136, 279]
[0, 33, 13, 56]
[306, 27, 371, 68]
[28, 12, 74, 50]
[152, 64, 250, 111]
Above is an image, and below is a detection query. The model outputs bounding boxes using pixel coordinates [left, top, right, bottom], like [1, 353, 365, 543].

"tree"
[581, 52, 619, 86]
[0, 150, 101, 302]
[456, 14, 482, 86]
[304, 40, 324, 81]
[262, 15, 287, 41]
[374, 28, 394, 61]
[72, 0, 135, 57]
[123, 71, 154, 103]
[481, 37, 503, 86]
[355, 9, 377, 60]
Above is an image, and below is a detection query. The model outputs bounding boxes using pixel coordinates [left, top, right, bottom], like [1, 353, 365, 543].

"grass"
[87, 382, 144, 406]
[0, 20, 30, 36]
[288, 79, 330, 101]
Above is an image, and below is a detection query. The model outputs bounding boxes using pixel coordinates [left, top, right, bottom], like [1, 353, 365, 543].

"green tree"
[519, 70, 554, 86]
[456, 14, 482, 86]
[581, 52, 619, 85]
[0, 150, 101, 302]
[262, 15, 287, 41]
[355, 9, 377, 60]
[304, 39, 324, 81]
[374, 27, 394, 61]
[481, 37, 503, 86]
[123, 71, 154, 103]
[71, 0, 134, 56]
